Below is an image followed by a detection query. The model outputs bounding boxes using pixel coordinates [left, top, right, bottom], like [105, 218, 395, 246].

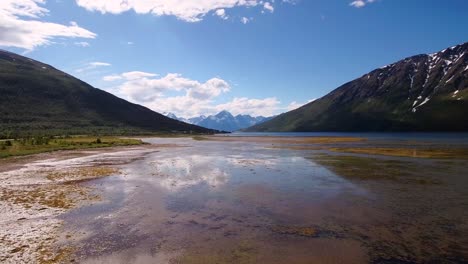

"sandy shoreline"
[0, 145, 163, 263]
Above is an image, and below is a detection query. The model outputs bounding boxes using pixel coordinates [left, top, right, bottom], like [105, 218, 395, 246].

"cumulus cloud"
[121, 71, 158, 80]
[263, 2, 274, 13]
[144, 96, 282, 118]
[215, 9, 228, 20]
[102, 70, 292, 117]
[215, 97, 281, 117]
[350, 0, 377, 8]
[240, 17, 251, 24]
[75, 0, 281, 22]
[104, 72, 230, 104]
[187, 78, 230, 100]
[0, 0, 96, 50]
[102, 74, 123, 82]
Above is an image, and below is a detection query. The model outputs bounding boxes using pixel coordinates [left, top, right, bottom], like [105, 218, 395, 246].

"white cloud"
[263, 2, 274, 13]
[187, 77, 230, 100]
[286, 99, 316, 111]
[103, 71, 292, 117]
[287, 101, 304, 111]
[76, 61, 111, 73]
[102, 74, 122, 82]
[74, 41, 90, 47]
[75, 0, 284, 22]
[90, 62, 111, 67]
[0, 0, 96, 50]
[121, 71, 157, 80]
[145, 96, 219, 118]
[282, 0, 297, 3]
[215, 97, 281, 117]
[105, 72, 230, 104]
[350, 0, 377, 8]
[241, 17, 251, 24]
[144, 96, 281, 118]
[215, 9, 228, 20]
[350, 1, 366, 8]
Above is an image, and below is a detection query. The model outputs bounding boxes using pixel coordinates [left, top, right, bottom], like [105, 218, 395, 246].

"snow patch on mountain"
[164, 111, 274, 132]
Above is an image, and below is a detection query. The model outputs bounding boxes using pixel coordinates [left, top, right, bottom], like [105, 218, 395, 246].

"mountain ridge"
[164, 111, 273, 132]
[246, 42, 468, 132]
[0, 50, 218, 137]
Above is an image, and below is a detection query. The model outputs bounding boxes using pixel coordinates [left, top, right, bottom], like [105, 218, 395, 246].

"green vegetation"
[0, 136, 144, 159]
[312, 154, 441, 184]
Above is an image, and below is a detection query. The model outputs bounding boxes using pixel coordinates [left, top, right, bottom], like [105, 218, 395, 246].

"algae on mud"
[270, 226, 318, 237]
[310, 154, 443, 184]
[176, 241, 258, 264]
[46, 167, 121, 182]
[327, 146, 468, 159]
[0, 164, 118, 263]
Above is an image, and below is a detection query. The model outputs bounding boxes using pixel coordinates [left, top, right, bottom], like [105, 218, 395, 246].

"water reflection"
[60, 138, 468, 263]
[148, 155, 229, 190]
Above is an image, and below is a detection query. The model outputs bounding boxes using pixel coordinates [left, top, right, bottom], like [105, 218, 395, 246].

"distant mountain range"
[164, 111, 273, 132]
[247, 42, 468, 132]
[0, 50, 217, 137]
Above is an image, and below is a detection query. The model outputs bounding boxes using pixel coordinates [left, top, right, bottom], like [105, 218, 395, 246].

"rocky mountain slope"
[246, 42, 468, 132]
[165, 111, 272, 132]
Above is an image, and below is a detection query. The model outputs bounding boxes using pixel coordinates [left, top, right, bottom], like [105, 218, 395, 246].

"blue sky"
[1, 0, 467, 118]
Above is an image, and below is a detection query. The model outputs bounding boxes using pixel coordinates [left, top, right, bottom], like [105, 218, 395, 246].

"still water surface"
[61, 136, 468, 263]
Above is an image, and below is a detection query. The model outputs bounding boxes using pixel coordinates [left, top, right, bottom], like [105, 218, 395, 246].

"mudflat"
[1, 136, 467, 263]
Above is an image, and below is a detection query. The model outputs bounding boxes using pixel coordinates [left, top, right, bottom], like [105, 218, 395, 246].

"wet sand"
[1, 137, 467, 263]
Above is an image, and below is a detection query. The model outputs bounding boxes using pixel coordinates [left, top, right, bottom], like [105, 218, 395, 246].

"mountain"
[165, 111, 272, 132]
[187, 115, 207, 125]
[0, 50, 218, 137]
[246, 42, 468, 132]
[162, 112, 206, 125]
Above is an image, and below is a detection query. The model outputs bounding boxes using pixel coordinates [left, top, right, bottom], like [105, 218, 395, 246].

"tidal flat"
[1, 136, 467, 263]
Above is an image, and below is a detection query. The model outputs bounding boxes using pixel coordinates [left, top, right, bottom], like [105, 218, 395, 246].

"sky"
[1, 0, 467, 118]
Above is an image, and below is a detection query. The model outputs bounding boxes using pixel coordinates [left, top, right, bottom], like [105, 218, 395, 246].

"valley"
[0, 2, 467, 263]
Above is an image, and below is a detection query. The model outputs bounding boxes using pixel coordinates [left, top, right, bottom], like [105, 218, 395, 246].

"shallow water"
[228, 132, 468, 143]
[60, 137, 468, 263]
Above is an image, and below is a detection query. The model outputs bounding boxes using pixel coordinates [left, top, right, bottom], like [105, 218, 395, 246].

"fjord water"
[62, 136, 468, 263]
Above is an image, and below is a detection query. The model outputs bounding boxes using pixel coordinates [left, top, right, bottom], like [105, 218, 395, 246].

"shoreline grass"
[0, 136, 145, 159]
